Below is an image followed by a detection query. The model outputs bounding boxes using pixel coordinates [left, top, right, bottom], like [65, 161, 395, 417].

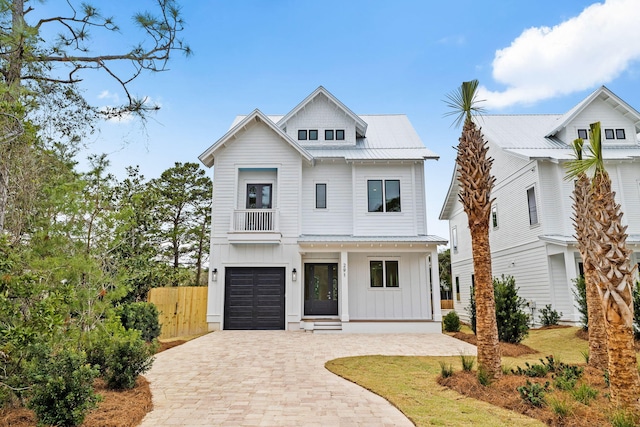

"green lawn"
[325, 327, 589, 427]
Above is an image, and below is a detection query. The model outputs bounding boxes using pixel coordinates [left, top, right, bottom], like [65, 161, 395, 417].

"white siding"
[301, 161, 352, 235]
[348, 252, 431, 319]
[284, 93, 357, 146]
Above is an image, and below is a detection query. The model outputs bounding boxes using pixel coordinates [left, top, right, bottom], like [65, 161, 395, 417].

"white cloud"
[98, 90, 120, 103]
[480, 0, 640, 109]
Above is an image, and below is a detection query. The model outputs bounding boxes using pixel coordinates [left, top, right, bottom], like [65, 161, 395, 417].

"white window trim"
[314, 181, 328, 211]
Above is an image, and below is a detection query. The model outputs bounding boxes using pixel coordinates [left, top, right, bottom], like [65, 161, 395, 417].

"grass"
[325, 327, 591, 427]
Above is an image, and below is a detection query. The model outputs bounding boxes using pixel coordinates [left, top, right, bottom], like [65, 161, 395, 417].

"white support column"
[430, 250, 442, 321]
[563, 247, 579, 322]
[340, 251, 350, 322]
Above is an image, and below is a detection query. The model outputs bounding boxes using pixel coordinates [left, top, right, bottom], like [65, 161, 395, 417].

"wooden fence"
[148, 287, 208, 339]
[440, 300, 454, 310]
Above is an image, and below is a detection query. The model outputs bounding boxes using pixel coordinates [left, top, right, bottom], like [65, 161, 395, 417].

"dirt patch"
[158, 340, 187, 353]
[439, 365, 621, 427]
[575, 328, 588, 341]
[452, 332, 538, 357]
[0, 377, 152, 427]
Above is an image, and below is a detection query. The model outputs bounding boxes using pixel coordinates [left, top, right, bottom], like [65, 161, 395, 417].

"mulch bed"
[0, 340, 186, 427]
[0, 377, 152, 427]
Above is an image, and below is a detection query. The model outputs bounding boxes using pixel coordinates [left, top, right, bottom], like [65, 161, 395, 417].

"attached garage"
[224, 267, 285, 330]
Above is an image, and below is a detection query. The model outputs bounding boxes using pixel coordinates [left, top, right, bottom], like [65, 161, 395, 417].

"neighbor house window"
[325, 129, 334, 140]
[370, 260, 399, 288]
[527, 187, 538, 225]
[605, 129, 615, 139]
[455, 276, 460, 301]
[577, 129, 588, 139]
[367, 179, 401, 212]
[298, 130, 307, 140]
[616, 129, 626, 139]
[451, 227, 458, 253]
[309, 129, 318, 140]
[315, 183, 326, 209]
[336, 129, 345, 140]
[491, 205, 498, 229]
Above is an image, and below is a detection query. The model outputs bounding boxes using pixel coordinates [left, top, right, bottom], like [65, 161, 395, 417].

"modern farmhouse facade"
[440, 86, 640, 324]
[199, 87, 445, 332]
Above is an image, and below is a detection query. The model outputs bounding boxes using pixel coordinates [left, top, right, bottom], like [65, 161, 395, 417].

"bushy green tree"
[468, 275, 529, 344]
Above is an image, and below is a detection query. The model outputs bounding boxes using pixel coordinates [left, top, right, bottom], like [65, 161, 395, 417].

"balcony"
[228, 209, 281, 243]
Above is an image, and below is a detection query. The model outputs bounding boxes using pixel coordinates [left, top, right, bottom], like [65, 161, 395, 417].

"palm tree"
[566, 122, 639, 409]
[569, 138, 608, 370]
[445, 80, 501, 380]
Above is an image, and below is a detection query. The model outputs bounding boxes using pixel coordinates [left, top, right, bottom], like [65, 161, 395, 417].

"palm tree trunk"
[591, 171, 639, 408]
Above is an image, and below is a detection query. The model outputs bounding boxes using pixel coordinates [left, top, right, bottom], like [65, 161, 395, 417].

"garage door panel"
[224, 267, 285, 330]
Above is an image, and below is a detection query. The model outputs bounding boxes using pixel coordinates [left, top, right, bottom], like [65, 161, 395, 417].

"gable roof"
[198, 109, 313, 167]
[546, 86, 640, 137]
[277, 86, 368, 137]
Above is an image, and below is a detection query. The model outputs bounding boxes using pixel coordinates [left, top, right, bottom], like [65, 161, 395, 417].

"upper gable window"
[605, 129, 615, 139]
[298, 130, 307, 140]
[577, 129, 588, 139]
[616, 129, 626, 139]
[309, 130, 318, 140]
[325, 130, 334, 140]
[336, 129, 345, 140]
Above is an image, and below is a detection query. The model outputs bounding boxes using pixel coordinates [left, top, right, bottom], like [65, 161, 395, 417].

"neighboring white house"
[198, 86, 446, 332]
[439, 86, 640, 325]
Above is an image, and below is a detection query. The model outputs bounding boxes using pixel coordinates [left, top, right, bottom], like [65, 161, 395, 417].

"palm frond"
[443, 79, 486, 128]
[586, 122, 604, 172]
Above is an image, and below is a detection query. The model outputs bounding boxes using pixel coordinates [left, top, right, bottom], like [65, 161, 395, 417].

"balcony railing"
[231, 209, 279, 232]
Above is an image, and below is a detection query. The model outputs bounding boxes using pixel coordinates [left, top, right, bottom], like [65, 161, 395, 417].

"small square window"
[298, 130, 307, 140]
[309, 130, 318, 140]
[616, 129, 626, 139]
[325, 129, 334, 140]
[336, 129, 345, 140]
[605, 129, 615, 139]
[577, 129, 588, 139]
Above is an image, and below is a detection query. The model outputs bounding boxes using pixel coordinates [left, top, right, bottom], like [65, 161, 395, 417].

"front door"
[304, 263, 338, 316]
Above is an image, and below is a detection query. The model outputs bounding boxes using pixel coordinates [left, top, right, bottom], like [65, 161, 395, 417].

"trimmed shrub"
[466, 275, 529, 343]
[103, 328, 155, 390]
[494, 275, 529, 344]
[28, 349, 100, 427]
[443, 311, 461, 332]
[572, 276, 588, 331]
[538, 304, 562, 327]
[117, 302, 161, 342]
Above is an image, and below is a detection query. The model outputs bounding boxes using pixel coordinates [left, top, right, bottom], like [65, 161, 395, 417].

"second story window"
[315, 183, 326, 209]
[577, 129, 588, 139]
[527, 186, 538, 225]
[452, 226, 458, 253]
[367, 179, 401, 212]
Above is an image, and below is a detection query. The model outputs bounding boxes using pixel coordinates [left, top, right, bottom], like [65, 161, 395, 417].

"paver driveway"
[140, 331, 476, 426]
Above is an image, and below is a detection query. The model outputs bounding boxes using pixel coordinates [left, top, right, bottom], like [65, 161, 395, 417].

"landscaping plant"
[443, 310, 461, 332]
[117, 301, 162, 342]
[538, 304, 562, 327]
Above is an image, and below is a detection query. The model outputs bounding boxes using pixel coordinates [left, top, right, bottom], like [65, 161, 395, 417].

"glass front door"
[304, 263, 338, 316]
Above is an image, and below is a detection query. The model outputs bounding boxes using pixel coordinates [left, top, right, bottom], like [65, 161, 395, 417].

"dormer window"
[336, 129, 345, 140]
[616, 129, 626, 139]
[577, 129, 588, 139]
[325, 130, 334, 140]
[309, 130, 318, 140]
[298, 130, 307, 140]
[604, 128, 626, 140]
[605, 129, 615, 139]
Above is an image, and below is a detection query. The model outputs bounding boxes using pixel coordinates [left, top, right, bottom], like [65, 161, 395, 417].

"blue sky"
[37, 0, 640, 241]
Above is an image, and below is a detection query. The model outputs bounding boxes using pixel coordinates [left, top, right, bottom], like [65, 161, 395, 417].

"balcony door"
[304, 263, 338, 316]
[246, 184, 272, 209]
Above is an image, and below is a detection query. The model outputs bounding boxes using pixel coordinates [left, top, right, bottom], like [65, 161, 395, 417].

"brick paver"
[140, 331, 476, 426]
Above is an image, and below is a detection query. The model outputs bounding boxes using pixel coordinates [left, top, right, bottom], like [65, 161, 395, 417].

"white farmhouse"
[440, 86, 640, 324]
[199, 86, 446, 332]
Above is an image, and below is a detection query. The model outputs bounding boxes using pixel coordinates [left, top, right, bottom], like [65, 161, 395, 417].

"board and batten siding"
[347, 252, 432, 320]
[301, 161, 353, 235]
[352, 163, 421, 237]
[211, 120, 303, 239]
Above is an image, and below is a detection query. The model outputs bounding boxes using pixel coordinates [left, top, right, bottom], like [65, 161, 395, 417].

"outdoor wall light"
[292, 268, 297, 282]
[212, 268, 218, 282]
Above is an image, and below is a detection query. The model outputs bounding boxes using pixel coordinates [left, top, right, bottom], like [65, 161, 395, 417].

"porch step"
[310, 321, 342, 331]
